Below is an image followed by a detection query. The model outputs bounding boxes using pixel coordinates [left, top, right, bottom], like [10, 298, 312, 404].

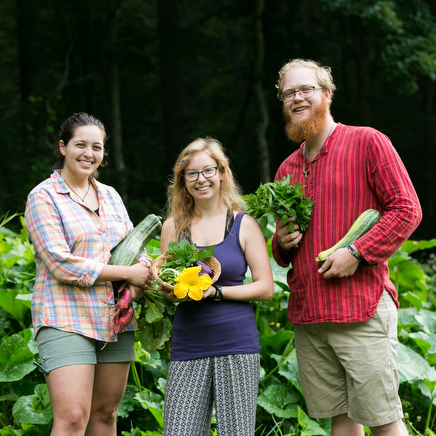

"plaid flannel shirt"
[25, 170, 143, 341]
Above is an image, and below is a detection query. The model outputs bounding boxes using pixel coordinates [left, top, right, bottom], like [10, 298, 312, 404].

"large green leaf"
[278, 349, 303, 394]
[0, 424, 41, 436]
[408, 331, 436, 364]
[141, 299, 164, 323]
[136, 317, 172, 351]
[12, 384, 53, 425]
[135, 390, 164, 428]
[0, 334, 35, 382]
[257, 384, 299, 418]
[398, 307, 419, 329]
[415, 309, 436, 334]
[402, 291, 423, 310]
[395, 261, 426, 288]
[0, 288, 31, 324]
[118, 386, 138, 419]
[259, 329, 294, 356]
[397, 342, 436, 384]
[297, 407, 327, 435]
[409, 331, 433, 355]
[401, 239, 436, 255]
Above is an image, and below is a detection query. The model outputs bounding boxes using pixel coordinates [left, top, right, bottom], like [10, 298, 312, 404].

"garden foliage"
[1, 214, 436, 435]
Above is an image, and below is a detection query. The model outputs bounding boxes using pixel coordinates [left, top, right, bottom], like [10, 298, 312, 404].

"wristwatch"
[347, 245, 363, 262]
[213, 284, 223, 302]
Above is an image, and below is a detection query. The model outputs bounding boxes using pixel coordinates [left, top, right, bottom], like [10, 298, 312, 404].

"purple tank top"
[170, 212, 260, 361]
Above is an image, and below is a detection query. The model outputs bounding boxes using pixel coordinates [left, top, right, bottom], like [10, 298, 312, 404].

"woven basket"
[152, 252, 221, 291]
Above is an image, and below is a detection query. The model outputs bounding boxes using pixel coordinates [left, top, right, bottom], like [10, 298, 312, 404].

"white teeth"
[197, 186, 210, 191]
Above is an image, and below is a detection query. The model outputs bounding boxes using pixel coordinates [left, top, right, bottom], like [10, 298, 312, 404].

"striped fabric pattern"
[272, 123, 422, 325]
[25, 170, 138, 341]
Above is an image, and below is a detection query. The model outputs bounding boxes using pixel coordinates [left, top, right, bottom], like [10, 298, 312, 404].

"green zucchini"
[315, 209, 381, 263]
[109, 214, 162, 266]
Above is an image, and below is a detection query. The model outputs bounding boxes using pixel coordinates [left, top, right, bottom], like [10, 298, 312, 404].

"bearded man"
[272, 59, 421, 436]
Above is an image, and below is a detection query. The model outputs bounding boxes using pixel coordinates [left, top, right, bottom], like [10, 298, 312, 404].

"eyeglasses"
[278, 86, 323, 103]
[182, 166, 218, 182]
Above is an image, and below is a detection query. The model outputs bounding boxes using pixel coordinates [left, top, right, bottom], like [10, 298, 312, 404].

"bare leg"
[85, 362, 130, 436]
[370, 419, 409, 436]
[331, 414, 365, 436]
[45, 364, 95, 436]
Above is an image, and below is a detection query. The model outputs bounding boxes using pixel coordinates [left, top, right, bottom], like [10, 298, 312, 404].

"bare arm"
[160, 218, 177, 255]
[203, 214, 274, 302]
[95, 261, 152, 288]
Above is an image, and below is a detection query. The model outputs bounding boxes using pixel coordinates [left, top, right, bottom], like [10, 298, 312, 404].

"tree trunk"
[157, 0, 186, 169]
[16, 0, 39, 103]
[352, 18, 371, 126]
[253, 0, 270, 182]
[421, 76, 436, 230]
[109, 0, 127, 200]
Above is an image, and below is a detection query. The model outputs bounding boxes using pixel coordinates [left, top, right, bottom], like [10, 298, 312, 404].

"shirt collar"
[51, 170, 105, 200]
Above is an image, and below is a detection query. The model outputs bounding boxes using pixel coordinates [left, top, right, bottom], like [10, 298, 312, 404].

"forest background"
[1, 0, 436, 238]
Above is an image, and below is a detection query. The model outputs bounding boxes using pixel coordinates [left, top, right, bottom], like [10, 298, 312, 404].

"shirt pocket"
[104, 208, 130, 247]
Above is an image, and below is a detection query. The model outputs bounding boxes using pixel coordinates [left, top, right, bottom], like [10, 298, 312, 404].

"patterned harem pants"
[163, 353, 260, 436]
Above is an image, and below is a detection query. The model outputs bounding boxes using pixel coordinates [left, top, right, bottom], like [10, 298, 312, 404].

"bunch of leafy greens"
[163, 239, 214, 269]
[138, 239, 215, 349]
[244, 175, 314, 234]
[148, 239, 215, 290]
[135, 289, 176, 351]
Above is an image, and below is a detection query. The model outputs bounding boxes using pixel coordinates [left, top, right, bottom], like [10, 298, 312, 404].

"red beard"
[283, 96, 329, 143]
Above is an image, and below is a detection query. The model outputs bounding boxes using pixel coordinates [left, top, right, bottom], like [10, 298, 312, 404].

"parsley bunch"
[244, 175, 314, 234]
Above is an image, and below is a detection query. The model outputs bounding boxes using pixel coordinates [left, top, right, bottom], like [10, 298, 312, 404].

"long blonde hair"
[164, 137, 244, 240]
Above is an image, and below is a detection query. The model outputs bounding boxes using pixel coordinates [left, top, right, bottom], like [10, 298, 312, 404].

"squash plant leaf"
[0, 334, 35, 382]
[257, 384, 299, 418]
[12, 384, 53, 425]
[135, 390, 164, 429]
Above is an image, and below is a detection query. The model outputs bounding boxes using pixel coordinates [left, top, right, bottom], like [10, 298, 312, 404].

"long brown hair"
[164, 137, 244, 240]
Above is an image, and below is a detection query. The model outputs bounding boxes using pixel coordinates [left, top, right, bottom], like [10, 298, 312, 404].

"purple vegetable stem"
[194, 259, 214, 277]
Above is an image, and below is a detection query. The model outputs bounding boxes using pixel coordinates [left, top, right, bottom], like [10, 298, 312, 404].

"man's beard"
[283, 96, 329, 143]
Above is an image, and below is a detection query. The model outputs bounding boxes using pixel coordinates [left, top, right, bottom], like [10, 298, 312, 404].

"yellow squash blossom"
[174, 266, 213, 301]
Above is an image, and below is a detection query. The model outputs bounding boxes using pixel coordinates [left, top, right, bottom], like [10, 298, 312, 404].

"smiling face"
[282, 67, 331, 143]
[59, 125, 105, 181]
[183, 150, 223, 203]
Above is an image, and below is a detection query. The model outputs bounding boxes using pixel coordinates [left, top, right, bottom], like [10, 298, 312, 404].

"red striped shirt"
[272, 123, 422, 324]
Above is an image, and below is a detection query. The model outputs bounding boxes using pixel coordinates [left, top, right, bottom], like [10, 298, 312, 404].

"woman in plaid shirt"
[25, 112, 152, 436]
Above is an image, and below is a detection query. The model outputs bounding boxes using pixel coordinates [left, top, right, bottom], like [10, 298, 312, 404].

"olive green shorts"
[293, 291, 403, 428]
[35, 327, 135, 375]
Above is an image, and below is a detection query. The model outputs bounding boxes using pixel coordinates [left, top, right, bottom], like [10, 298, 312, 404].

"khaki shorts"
[293, 291, 403, 428]
[35, 327, 135, 374]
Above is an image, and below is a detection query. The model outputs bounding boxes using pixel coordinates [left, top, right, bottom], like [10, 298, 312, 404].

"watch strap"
[213, 284, 223, 302]
[347, 245, 363, 261]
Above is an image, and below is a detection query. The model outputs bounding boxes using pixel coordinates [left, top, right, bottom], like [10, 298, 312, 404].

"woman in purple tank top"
[159, 137, 274, 436]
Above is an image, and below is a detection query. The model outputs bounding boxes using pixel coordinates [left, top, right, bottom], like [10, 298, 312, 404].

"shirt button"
[310, 180, 314, 184]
